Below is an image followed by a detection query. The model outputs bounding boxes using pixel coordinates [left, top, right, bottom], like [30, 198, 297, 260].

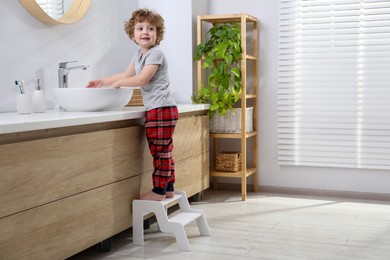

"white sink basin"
[53, 87, 133, 112]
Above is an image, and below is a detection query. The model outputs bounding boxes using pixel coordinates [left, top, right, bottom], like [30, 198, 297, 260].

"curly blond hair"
[124, 8, 165, 45]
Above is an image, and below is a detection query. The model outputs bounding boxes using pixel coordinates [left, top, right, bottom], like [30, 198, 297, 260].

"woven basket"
[216, 151, 242, 172]
[210, 107, 253, 133]
[126, 88, 144, 106]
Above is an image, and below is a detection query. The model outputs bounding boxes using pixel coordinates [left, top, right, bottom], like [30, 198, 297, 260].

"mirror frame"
[19, 0, 91, 25]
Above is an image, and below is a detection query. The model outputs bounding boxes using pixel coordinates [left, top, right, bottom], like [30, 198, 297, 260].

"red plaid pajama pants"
[145, 106, 178, 191]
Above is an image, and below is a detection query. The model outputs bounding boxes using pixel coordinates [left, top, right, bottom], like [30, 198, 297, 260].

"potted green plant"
[193, 23, 242, 117]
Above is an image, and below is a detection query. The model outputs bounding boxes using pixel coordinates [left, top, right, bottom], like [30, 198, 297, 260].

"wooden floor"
[69, 189, 390, 260]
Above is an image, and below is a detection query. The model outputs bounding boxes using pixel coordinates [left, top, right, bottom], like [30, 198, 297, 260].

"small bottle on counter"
[32, 78, 46, 113]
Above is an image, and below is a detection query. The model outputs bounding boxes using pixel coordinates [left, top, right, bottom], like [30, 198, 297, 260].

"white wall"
[208, 0, 390, 195]
[192, 0, 209, 93]
[0, 0, 138, 112]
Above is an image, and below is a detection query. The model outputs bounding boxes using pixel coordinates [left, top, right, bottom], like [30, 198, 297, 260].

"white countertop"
[0, 104, 209, 134]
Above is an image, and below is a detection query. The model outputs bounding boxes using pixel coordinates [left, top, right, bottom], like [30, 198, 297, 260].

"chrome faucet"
[58, 61, 88, 88]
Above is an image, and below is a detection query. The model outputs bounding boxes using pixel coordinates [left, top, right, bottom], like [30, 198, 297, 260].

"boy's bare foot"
[140, 191, 166, 201]
[166, 191, 175, 198]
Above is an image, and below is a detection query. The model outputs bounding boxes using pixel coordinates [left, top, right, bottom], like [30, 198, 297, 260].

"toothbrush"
[15, 80, 23, 94]
[20, 80, 26, 94]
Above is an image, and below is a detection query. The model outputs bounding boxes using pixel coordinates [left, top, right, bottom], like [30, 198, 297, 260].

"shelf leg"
[241, 175, 247, 201]
[253, 170, 258, 192]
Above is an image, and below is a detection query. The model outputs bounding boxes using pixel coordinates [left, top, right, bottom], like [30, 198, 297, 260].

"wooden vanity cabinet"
[0, 111, 209, 260]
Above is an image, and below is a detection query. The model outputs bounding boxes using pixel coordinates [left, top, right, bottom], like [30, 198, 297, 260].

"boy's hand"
[112, 81, 123, 89]
[86, 80, 103, 88]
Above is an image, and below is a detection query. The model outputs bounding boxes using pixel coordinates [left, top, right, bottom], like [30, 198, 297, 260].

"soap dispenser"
[32, 78, 46, 113]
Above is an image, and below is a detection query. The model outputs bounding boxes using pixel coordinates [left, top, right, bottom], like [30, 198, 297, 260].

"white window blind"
[278, 0, 390, 169]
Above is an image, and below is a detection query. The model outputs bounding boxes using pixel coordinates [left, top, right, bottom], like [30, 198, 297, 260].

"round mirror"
[19, 0, 91, 25]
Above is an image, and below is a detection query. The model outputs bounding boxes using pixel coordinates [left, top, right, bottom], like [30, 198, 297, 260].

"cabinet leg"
[213, 177, 218, 190]
[190, 192, 202, 202]
[100, 237, 112, 252]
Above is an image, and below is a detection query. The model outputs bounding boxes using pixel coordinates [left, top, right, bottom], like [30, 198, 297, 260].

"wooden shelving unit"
[197, 14, 259, 201]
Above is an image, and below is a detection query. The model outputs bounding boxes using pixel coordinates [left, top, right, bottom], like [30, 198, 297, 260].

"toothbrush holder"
[16, 93, 33, 114]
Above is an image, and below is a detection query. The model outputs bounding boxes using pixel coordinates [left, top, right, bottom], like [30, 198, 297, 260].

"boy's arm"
[112, 64, 159, 88]
[86, 64, 136, 88]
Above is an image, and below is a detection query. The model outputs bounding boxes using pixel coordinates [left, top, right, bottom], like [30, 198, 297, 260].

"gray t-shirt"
[130, 46, 176, 111]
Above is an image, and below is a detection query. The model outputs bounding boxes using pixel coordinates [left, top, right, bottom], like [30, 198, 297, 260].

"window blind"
[278, 0, 390, 169]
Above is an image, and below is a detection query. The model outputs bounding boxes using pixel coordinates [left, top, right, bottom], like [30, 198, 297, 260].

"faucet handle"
[59, 61, 78, 68]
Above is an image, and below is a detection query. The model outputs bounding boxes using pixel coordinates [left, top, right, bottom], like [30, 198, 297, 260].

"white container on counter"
[16, 93, 33, 114]
[32, 89, 46, 113]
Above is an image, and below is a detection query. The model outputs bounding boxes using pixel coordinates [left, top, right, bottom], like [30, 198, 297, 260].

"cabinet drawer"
[0, 176, 139, 260]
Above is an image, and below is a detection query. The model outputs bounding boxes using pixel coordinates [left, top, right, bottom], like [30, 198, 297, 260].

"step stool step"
[169, 212, 203, 226]
[159, 194, 183, 207]
[132, 190, 211, 251]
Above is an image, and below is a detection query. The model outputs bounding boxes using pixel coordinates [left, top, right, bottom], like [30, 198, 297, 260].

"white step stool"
[132, 190, 211, 251]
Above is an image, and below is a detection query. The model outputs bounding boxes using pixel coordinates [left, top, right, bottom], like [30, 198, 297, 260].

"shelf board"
[210, 167, 257, 178]
[246, 54, 257, 60]
[198, 55, 257, 61]
[199, 13, 258, 24]
[241, 94, 257, 99]
[210, 131, 257, 139]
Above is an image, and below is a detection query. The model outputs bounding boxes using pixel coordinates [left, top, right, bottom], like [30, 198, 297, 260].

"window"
[278, 0, 390, 169]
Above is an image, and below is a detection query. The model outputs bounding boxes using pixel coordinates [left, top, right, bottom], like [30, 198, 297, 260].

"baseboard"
[212, 182, 390, 201]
